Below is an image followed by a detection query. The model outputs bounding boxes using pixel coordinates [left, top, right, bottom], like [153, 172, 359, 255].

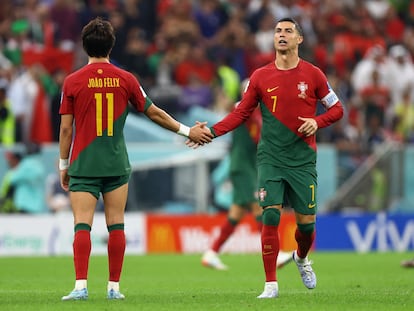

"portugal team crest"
[297, 81, 308, 99]
[259, 188, 267, 202]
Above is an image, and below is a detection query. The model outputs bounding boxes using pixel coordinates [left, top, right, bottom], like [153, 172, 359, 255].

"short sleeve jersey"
[59, 62, 153, 177]
[212, 60, 342, 169]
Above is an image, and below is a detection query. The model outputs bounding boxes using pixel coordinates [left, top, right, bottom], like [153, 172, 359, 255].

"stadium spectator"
[174, 44, 216, 87]
[383, 5, 406, 45]
[121, 26, 151, 87]
[350, 45, 388, 94]
[156, 0, 200, 44]
[0, 150, 21, 213]
[213, 56, 241, 114]
[391, 86, 414, 143]
[254, 10, 277, 54]
[6, 143, 46, 213]
[176, 74, 214, 112]
[358, 69, 391, 128]
[364, 0, 391, 21]
[59, 17, 212, 301]
[107, 9, 128, 66]
[192, 0, 229, 42]
[0, 78, 15, 145]
[49, 0, 80, 51]
[29, 3, 57, 48]
[188, 17, 344, 298]
[7, 65, 44, 143]
[385, 44, 414, 114]
[362, 113, 391, 154]
[49, 69, 67, 142]
[211, 7, 252, 80]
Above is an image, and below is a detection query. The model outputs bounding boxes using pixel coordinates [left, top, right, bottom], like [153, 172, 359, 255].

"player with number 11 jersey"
[60, 63, 151, 177]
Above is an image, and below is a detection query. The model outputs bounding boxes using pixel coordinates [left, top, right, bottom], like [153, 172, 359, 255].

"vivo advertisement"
[316, 212, 414, 252]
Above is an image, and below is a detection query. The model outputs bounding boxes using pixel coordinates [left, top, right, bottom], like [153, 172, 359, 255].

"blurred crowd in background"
[0, 0, 414, 213]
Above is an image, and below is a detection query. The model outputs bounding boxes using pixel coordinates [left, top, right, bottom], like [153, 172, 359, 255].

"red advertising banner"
[146, 212, 297, 254]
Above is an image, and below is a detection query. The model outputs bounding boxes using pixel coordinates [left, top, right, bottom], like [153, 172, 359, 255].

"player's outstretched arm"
[144, 104, 213, 144]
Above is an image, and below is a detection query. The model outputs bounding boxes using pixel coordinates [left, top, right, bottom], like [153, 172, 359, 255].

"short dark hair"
[81, 17, 115, 58]
[276, 17, 303, 37]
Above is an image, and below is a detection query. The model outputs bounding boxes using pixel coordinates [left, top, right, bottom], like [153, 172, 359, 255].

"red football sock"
[108, 230, 126, 282]
[261, 224, 279, 282]
[295, 228, 315, 258]
[211, 219, 236, 253]
[73, 230, 91, 280]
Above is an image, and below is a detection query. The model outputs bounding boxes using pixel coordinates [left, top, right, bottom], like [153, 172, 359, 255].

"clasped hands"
[186, 121, 214, 149]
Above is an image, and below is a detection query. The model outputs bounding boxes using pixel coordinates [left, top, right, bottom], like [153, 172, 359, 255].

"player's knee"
[262, 208, 280, 226]
[297, 222, 315, 234]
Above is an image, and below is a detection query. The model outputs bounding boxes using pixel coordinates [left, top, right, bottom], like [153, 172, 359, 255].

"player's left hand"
[60, 170, 70, 192]
[298, 117, 318, 136]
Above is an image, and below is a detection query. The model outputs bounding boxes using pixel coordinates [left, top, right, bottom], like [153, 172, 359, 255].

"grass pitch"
[0, 252, 413, 311]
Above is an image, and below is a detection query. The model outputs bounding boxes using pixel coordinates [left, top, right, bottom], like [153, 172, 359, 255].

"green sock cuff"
[107, 223, 124, 232]
[74, 223, 91, 232]
[255, 215, 263, 223]
[262, 208, 280, 226]
[297, 222, 315, 234]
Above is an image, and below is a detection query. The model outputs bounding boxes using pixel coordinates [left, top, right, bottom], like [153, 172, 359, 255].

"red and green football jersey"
[59, 62, 153, 177]
[212, 59, 343, 169]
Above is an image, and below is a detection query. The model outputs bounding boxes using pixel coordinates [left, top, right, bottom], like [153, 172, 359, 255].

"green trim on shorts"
[74, 223, 91, 232]
[107, 223, 125, 232]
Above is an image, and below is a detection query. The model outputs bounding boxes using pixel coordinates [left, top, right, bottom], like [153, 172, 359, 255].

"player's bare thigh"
[103, 183, 128, 226]
[70, 191, 98, 226]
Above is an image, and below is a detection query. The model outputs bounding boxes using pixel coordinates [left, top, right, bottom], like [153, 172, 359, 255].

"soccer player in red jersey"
[59, 17, 212, 301]
[188, 17, 344, 298]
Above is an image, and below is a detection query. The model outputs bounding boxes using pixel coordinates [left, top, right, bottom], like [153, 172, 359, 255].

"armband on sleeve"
[321, 89, 339, 108]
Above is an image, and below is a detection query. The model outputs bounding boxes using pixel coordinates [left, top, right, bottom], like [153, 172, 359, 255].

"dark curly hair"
[81, 17, 115, 58]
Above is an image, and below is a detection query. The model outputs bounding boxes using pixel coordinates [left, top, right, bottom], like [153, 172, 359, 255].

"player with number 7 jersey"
[200, 18, 344, 298]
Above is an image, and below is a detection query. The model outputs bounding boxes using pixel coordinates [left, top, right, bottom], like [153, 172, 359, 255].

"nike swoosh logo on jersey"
[308, 203, 316, 208]
[267, 86, 279, 92]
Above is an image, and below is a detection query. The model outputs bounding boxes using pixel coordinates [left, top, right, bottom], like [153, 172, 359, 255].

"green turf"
[0, 252, 413, 310]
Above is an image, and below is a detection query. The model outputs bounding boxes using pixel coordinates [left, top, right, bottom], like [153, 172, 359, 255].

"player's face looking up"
[273, 21, 303, 53]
